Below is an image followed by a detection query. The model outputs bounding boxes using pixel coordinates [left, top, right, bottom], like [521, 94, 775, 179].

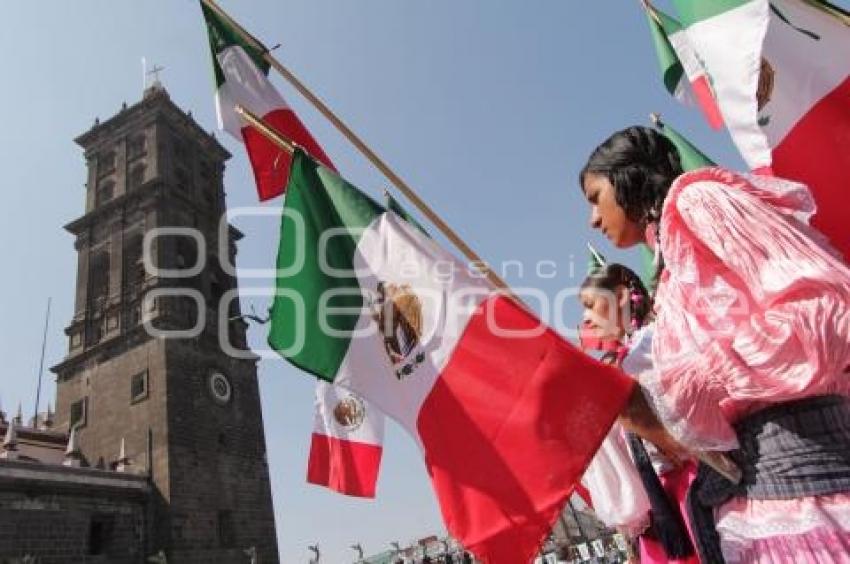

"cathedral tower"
[51, 84, 278, 562]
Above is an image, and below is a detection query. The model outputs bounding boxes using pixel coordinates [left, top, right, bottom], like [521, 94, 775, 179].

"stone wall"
[0, 461, 150, 564]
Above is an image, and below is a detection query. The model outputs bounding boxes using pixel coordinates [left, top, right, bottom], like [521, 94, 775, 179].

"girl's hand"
[618, 385, 689, 465]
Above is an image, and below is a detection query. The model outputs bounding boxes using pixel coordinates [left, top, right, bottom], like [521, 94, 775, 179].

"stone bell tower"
[51, 83, 278, 562]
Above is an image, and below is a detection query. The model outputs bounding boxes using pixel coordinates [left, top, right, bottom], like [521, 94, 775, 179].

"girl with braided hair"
[579, 126, 850, 562]
[579, 260, 698, 564]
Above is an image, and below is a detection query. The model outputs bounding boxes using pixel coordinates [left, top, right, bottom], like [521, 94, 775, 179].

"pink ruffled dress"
[643, 167, 850, 563]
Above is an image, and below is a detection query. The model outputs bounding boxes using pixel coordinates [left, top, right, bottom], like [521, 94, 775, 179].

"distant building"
[0, 84, 278, 563]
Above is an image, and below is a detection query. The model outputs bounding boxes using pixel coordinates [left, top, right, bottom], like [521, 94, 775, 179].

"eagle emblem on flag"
[371, 281, 427, 379]
[333, 394, 366, 431]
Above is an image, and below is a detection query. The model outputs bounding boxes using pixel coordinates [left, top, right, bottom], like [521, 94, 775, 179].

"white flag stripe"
[214, 45, 289, 139]
[759, 0, 850, 147]
[313, 381, 384, 445]
[686, 1, 772, 168]
[335, 213, 492, 444]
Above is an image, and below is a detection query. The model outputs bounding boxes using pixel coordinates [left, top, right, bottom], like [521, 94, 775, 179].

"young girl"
[579, 126, 850, 562]
[579, 260, 699, 564]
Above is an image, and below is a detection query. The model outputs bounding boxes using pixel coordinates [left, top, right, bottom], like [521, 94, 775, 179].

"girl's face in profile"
[582, 173, 645, 249]
[580, 286, 627, 342]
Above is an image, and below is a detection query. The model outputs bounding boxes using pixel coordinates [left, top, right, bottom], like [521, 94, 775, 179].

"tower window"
[89, 248, 110, 302]
[128, 164, 145, 191]
[130, 370, 149, 403]
[123, 234, 144, 289]
[85, 318, 103, 346]
[96, 181, 114, 207]
[128, 135, 146, 160]
[97, 151, 116, 177]
[70, 397, 88, 429]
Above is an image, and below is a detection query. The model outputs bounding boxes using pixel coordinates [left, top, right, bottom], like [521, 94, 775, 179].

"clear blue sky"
[5, 1, 841, 562]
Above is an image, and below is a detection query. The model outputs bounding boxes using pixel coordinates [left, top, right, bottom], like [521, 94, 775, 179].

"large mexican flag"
[200, 2, 335, 201]
[672, 0, 850, 260]
[268, 150, 634, 564]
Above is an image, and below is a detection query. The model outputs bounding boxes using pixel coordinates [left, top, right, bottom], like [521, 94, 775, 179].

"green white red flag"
[643, 2, 724, 129]
[200, 2, 335, 200]
[268, 150, 634, 563]
[307, 381, 384, 498]
[669, 0, 850, 260]
[307, 196, 426, 499]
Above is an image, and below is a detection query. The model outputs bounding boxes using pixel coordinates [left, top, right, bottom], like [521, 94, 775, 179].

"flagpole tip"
[649, 112, 663, 128]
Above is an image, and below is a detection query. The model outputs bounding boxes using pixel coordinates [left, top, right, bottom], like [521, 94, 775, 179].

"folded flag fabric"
[670, 0, 850, 260]
[200, 1, 335, 200]
[644, 2, 724, 129]
[268, 149, 634, 563]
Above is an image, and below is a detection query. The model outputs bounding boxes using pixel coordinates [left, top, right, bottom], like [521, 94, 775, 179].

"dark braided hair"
[579, 126, 684, 228]
[581, 263, 652, 332]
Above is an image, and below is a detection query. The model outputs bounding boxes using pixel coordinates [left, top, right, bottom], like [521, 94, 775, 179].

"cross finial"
[143, 58, 166, 92]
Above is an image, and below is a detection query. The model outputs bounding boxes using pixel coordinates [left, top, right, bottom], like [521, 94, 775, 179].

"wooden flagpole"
[202, 0, 515, 298]
[233, 106, 522, 305]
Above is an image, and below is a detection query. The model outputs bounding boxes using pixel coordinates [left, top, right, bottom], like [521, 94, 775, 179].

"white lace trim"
[716, 498, 850, 542]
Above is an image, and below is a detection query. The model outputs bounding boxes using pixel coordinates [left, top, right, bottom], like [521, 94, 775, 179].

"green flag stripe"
[386, 193, 429, 237]
[200, 2, 270, 88]
[661, 123, 716, 171]
[268, 150, 384, 381]
[654, 6, 685, 34]
[646, 10, 684, 95]
[671, 0, 754, 26]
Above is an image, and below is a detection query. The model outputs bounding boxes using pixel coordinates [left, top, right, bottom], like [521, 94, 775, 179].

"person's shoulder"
[665, 167, 816, 226]
[666, 166, 738, 208]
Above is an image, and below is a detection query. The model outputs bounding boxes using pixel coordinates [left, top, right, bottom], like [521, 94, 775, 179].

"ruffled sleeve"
[581, 423, 651, 534]
[647, 168, 850, 451]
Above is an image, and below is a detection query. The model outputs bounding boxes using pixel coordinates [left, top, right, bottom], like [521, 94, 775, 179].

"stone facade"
[0, 85, 279, 563]
[0, 461, 150, 563]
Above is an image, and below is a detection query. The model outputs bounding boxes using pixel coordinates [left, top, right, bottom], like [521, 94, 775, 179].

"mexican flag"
[268, 150, 634, 564]
[200, 2, 335, 201]
[644, 2, 724, 129]
[308, 381, 384, 498]
[671, 0, 850, 260]
[307, 195, 428, 498]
